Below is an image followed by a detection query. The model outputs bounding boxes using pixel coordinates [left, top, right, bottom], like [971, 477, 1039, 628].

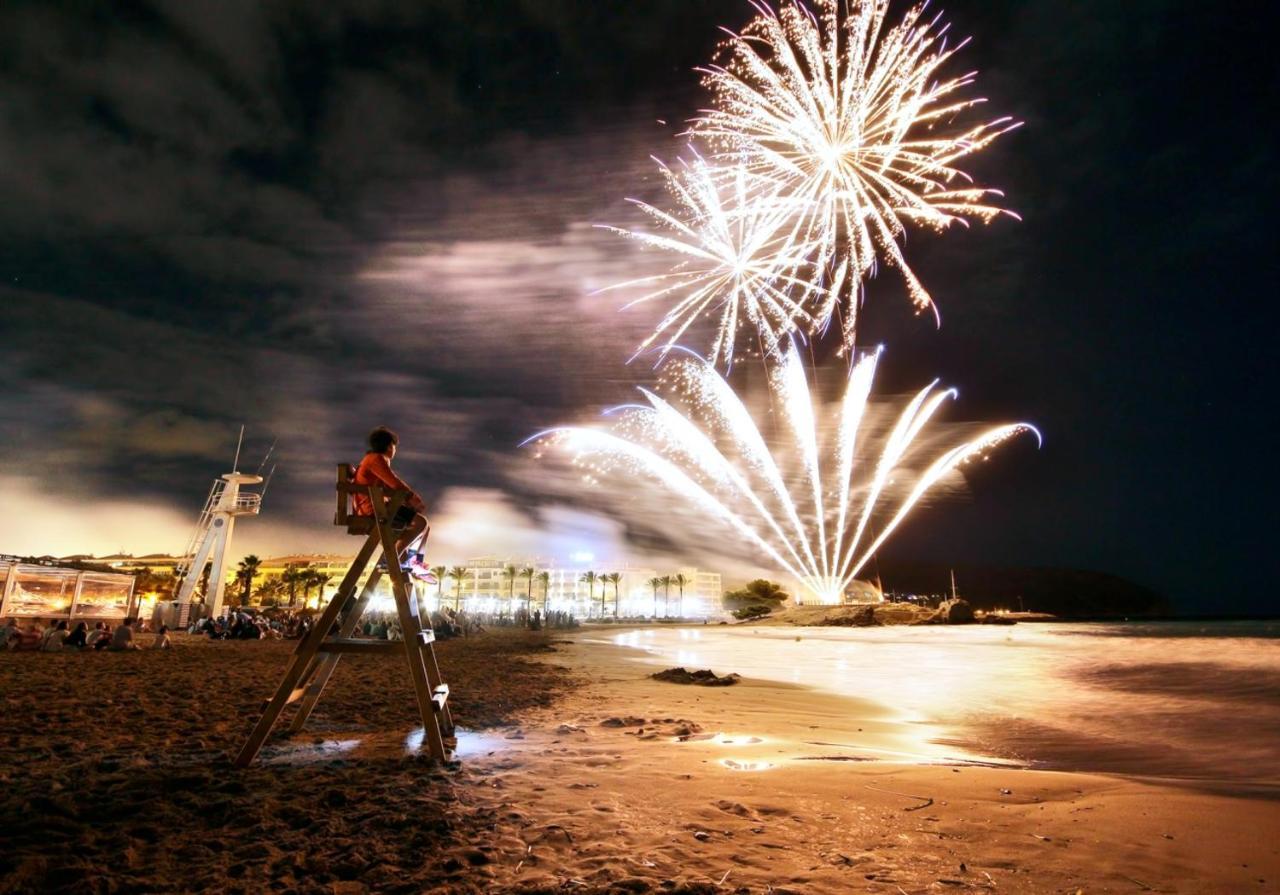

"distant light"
[570, 551, 594, 564]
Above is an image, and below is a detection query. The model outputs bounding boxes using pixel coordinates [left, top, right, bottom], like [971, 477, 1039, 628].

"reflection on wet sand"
[597, 622, 1280, 786]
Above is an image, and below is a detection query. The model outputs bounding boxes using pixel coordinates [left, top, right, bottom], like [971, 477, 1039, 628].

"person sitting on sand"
[109, 618, 140, 651]
[64, 621, 88, 649]
[152, 624, 171, 650]
[0, 618, 19, 650]
[86, 622, 108, 649]
[352, 426, 430, 567]
[41, 620, 69, 651]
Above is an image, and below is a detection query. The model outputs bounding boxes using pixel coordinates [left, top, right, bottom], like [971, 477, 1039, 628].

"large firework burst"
[528, 345, 1038, 604]
[615, 0, 1018, 359]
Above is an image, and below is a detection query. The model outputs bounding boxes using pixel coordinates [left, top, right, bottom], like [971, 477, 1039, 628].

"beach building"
[61, 553, 184, 574]
[236, 553, 723, 618]
[0, 558, 138, 623]
[47, 550, 728, 616]
[442, 557, 721, 618]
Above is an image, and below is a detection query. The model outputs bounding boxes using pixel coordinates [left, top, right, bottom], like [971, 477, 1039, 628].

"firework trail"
[527, 345, 1038, 603]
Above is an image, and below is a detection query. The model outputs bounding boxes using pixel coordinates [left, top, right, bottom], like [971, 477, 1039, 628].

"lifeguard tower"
[171, 437, 264, 626]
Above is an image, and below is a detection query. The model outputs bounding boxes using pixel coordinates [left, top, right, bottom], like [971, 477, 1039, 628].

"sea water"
[603, 621, 1280, 789]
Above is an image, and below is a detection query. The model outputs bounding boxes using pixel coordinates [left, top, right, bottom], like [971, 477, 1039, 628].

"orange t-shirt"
[352, 452, 414, 516]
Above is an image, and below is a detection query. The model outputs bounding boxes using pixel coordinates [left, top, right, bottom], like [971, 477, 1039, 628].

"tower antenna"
[256, 438, 277, 476]
[232, 424, 245, 473]
[261, 463, 278, 500]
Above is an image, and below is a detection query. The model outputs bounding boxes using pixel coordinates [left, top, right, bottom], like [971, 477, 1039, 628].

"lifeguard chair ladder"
[234, 465, 454, 766]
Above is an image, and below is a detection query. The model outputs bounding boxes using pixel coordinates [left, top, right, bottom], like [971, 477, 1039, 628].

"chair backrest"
[335, 463, 357, 527]
[337, 463, 377, 535]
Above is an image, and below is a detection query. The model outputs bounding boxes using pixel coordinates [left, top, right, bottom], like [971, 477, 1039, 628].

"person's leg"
[394, 513, 429, 560]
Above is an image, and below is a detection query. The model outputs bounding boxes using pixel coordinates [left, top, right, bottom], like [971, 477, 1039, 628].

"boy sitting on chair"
[353, 426, 432, 579]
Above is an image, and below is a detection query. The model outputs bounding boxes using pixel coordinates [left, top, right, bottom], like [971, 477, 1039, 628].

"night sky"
[1, 1, 1276, 613]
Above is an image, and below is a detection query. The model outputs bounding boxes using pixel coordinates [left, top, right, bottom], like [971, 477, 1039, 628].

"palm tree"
[536, 571, 551, 613]
[235, 555, 261, 607]
[447, 566, 468, 610]
[501, 564, 519, 614]
[255, 577, 286, 607]
[281, 564, 308, 608]
[648, 577, 662, 618]
[520, 566, 536, 611]
[603, 572, 622, 618]
[431, 565, 447, 605]
[579, 571, 598, 618]
[672, 573, 690, 618]
[299, 568, 327, 608]
[309, 571, 333, 609]
[659, 575, 672, 617]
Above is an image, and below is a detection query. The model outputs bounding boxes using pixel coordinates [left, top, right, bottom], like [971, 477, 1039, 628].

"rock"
[931, 599, 975, 624]
[817, 605, 880, 627]
[600, 716, 647, 728]
[651, 667, 741, 687]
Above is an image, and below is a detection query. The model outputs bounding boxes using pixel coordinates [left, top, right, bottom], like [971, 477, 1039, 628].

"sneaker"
[405, 555, 437, 585]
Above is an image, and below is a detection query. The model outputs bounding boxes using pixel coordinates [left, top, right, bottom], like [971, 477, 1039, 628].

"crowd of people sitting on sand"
[1, 602, 578, 652]
[0, 617, 170, 651]
[434, 606, 578, 636]
[349, 606, 578, 641]
[190, 610, 313, 641]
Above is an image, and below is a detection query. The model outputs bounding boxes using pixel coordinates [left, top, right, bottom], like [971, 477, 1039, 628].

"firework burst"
[527, 345, 1038, 604]
[600, 155, 826, 366]
[607, 0, 1018, 360]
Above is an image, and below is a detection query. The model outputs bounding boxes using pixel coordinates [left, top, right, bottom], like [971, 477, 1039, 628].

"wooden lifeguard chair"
[234, 465, 455, 766]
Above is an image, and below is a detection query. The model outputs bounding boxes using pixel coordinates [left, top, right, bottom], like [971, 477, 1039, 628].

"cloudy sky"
[1, 1, 1275, 612]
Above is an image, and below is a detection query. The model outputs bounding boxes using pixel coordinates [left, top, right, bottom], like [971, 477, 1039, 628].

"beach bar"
[0, 560, 138, 623]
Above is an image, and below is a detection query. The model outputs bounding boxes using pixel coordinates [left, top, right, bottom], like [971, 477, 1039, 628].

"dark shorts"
[391, 503, 417, 530]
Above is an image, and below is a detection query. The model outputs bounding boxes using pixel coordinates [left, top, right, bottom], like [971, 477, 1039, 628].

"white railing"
[173, 480, 224, 579]
[226, 492, 261, 513]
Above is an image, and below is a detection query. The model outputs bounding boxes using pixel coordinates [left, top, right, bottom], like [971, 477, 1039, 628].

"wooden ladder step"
[313, 630, 434, 655]
[431, 683, 449, 711]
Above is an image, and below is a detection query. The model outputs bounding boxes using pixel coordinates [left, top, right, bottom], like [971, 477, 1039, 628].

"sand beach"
[1, 625, 1277, 894]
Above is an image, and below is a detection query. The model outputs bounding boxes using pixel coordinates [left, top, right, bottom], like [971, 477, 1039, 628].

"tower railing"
[173, 480, 224, 581]
[221, 492, 262, 514]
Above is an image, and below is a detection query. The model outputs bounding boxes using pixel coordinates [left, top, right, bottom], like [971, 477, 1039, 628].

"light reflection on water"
[607, 623, 1280, 785]
[403, 726, 508, 758]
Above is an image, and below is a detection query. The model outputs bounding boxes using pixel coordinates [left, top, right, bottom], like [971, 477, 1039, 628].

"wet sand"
[2, 628, 1277, 893]
[462, 630, 1280, 893]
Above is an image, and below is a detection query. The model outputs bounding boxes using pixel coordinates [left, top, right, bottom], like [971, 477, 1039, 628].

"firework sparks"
[608, 0, 1018, 362]
[527, 345, 1039, 604]
[694, 0, 1020, 340]
[599, 155, 825, 366]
